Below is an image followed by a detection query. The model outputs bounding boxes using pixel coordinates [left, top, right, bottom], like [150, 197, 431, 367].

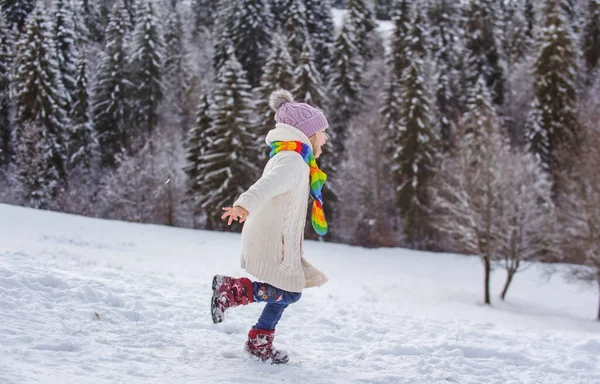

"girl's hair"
[309, 134, 318, 154]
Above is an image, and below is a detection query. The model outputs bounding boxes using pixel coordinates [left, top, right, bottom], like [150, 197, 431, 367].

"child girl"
[212, 90, 329, 364]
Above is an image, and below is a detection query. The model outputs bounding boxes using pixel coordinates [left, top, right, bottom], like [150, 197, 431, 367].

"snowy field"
[0, 204, 599, 384]
[332, 8, 395, 46]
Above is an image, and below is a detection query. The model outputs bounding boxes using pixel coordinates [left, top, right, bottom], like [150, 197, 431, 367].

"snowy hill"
[0, 204, 598, 384]
[332, 8, 395, 47]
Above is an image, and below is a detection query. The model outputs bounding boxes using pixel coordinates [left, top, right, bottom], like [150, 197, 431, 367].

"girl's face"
[312, 129, 328, 159]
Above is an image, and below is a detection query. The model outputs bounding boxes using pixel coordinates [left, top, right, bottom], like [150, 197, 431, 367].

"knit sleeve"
[233, 153, 306, 214]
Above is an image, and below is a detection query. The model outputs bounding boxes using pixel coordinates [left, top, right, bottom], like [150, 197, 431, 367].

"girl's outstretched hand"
[221, 206, 249, 225]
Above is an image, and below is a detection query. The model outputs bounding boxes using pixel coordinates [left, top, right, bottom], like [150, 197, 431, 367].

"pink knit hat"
[269, 90, 328, 138]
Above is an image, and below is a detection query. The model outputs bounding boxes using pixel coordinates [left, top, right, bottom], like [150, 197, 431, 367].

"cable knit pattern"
[274, 103, 329, 138]
[233, 123, 329, 292]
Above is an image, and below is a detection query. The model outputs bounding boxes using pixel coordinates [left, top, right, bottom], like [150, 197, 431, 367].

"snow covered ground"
[332, 8, 395, 48]
[0, 203, 599, 384]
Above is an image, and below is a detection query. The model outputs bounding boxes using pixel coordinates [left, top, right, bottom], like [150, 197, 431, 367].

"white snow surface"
[0, 204, 599, 384]
[332, 8, 395, 48]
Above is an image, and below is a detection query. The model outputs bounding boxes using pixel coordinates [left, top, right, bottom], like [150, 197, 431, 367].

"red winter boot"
[245, 328, 289, 364]
[211, 275, 254, 324]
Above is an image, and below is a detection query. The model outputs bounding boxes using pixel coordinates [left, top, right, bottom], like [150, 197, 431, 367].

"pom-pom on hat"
[269, 90, 328, 138]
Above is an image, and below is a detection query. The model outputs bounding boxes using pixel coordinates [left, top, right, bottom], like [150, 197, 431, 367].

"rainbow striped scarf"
[269, 141, 328, 236]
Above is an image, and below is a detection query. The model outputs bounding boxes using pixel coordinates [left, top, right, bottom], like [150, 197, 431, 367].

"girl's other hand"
[221, 206, 249, 225]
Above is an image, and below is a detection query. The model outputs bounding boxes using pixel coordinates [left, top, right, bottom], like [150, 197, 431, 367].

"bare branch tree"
[97, 126, 187, 226]
[495, 148, 557, 300]
[336, 56, 399, 247]
[429, 77, 508, 305]
[558, 80, 600, 320]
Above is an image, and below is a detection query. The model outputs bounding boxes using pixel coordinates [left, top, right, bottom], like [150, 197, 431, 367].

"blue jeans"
[252, 282, 301, 330]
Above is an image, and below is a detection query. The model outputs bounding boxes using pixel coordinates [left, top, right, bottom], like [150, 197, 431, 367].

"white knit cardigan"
[233, 123, 329, 292]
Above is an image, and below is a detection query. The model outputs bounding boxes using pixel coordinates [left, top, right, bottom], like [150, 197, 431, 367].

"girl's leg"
[245, 282, 301, 364]
[252, 282, 301, 330]
[245, 317, 290, 364]
[256, 303, 288, 330]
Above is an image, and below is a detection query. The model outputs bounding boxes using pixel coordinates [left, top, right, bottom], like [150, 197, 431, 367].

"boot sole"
[211, 275, 224, 324]
[271, 355, 289, 365]
[244, 343, 289, 365]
